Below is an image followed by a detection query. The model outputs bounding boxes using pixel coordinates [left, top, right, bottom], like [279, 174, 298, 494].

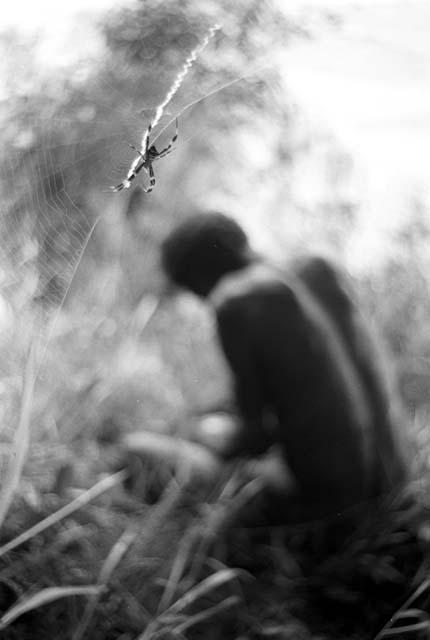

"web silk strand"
[140, 23, 221, 150]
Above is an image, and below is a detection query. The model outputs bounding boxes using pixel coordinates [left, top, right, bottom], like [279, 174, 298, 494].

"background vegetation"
[0, 1, 430, 638]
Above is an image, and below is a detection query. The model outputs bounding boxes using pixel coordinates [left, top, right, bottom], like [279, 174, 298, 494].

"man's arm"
[216, 299, 273, 459]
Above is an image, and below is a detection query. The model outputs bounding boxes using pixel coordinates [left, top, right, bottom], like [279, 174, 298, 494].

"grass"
[1, 221, 430, 639]
[1, 429, 429, 639]
[2, 3, 429, 633]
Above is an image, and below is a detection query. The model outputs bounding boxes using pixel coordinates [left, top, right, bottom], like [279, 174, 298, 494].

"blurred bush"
[0, 1, 312, 487]
[0, 0, 427, 491]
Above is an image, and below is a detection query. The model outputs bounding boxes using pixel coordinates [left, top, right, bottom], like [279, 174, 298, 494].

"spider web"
[0, 3, 310, 474]
[0, 0, 425, 527]
[0, 29, 215, 334]
[3, 0, 419, 505]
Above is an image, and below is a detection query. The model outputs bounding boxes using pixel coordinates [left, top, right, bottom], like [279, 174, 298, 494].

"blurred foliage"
[0, 0, 304, 302]
[0, 1, 320, 471]
[358, 197, 430, 411]
[0, 0, 428, 491]
[1, 4, 430, 639]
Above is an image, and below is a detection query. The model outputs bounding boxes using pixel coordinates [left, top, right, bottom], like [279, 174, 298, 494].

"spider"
[110, 118, 178, 193]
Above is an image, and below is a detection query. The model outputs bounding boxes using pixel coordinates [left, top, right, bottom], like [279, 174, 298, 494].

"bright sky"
[0, 0, 132, 69]
[0, 0, 126, 33]
[1, 0, 429, 265]
[277, 0, 430, 266]
[284, 2, 430, 204]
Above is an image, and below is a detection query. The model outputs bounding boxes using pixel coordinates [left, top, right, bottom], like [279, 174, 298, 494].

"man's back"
[211, 262, 375, 511]
[161, 212, 407, 519]
[297, 257, 406, 494]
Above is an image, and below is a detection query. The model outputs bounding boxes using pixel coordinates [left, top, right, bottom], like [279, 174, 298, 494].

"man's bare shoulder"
[210, 263, 298, 319]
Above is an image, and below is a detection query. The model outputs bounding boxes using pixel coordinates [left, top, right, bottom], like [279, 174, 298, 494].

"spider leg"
[110, 121, 158, 194]
[154, 148, 173, 160]
[110, 182, 126, 192]
[110, 176, 133, 192]
[129, 144, 145, 158]
[155, 143, 174, 158]
[145, 123, 152, 156]
[156, 143, 175, 158]
[142, 163, 155, 193]
[156, 118, 178, 156]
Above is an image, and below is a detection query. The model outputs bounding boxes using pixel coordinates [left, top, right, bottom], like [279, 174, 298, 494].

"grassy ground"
[1, 248, 430, 639]
[1, 452, 430, 639]
[2, 3, 429, 635]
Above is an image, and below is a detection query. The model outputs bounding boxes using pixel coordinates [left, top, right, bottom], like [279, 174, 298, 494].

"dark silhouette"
[296, 257, 406, 496]
[161, 212, 406, 520]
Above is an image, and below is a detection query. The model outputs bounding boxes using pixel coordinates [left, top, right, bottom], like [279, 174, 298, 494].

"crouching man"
[159, 211, 407, 523]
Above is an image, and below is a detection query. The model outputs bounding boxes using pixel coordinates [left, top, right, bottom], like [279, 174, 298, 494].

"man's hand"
[191, 412, 242, 457]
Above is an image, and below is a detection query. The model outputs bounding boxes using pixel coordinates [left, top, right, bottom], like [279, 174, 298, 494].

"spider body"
[111, 118, 178, 193]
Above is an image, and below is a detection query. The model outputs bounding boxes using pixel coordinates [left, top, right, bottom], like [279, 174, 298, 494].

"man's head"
[161, 212, 252, 297]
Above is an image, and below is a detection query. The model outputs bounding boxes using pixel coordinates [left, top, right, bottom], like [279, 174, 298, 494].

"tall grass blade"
[161, 568, 244, 617]
[0, 469, 127, 559]
[74, 475, 183, 640]
[174, 594, 240, 634]
[0, 585, 100, 630]
[377, 621, 430, 637]
[72, 525, 139, 640]
[0, 340, 36, 529]
[375, 579, 430, 639]
[157, 526, 198, 613]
